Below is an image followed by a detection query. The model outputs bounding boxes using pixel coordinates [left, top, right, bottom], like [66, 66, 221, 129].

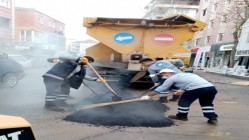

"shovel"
[130, 71, 147, 83]
[86, 62, 123, 101]
[77, 92, 174, 110]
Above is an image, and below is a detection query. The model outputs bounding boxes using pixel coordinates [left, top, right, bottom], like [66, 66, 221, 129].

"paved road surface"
[1, 68, 249, 140]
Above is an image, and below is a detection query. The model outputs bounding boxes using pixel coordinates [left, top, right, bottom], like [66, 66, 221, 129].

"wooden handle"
[77, 98, 141, 110]
[140, 85, 158, 97]
[86, 62, 118, 96]
[77, 93, 174, 110]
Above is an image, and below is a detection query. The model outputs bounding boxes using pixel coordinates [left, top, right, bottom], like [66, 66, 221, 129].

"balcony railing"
[158, 0, 200, 6]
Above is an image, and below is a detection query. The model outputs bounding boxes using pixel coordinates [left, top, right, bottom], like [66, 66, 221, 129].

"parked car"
[184, 65, 194, 73]
[8, 54, 32, 69]
[0, 53, 25, 87]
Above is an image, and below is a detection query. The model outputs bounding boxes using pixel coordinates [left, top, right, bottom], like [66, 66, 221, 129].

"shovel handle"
[86, 62, 118, 96]
[77, 93, 174, 110]
[78, 98, 141, 110]
[140, 85, 158, 97]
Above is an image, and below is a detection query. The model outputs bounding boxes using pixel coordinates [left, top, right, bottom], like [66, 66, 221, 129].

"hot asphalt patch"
[64, 95, 174, 127]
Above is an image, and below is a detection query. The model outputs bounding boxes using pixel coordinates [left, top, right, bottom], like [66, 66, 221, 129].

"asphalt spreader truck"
[83, 14, 207, 86]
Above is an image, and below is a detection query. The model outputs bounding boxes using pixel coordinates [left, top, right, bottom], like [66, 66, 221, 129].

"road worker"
[141, 68, 218, 125]
[42, 56, 105, 111]
[139, 58, 182, 102]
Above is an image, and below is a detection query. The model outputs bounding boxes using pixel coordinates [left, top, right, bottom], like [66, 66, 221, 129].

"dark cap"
[139, 58, 153, 63]
[84, 56, 94, 63]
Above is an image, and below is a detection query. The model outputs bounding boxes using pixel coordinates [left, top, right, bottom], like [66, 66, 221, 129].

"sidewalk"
[203, 68, 249, 80]
[194, 69, 249, 86]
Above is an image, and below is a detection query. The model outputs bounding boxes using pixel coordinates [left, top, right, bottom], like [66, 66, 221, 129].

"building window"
[49, 20, 56, 28]
[0, 17, 9, 28]
[20, 30, 32, 42]
[238, 57, 244, 65]
[196, 38, 201, 46]
[212, 3, 218, 11]
[209, 20, 214, 28]
[206, 36, 211, 44]
[49, 21, 51, 27]
[246, 33, 249, 43]
[203, 9, 207, 16]
[226, 0, 231, 4]
[38, 16, 43, 24]
[0, 0, 10, 8]
[58, 25, 64, 35]
[217, 33, 224, 42]
[221, 15, 227, 24]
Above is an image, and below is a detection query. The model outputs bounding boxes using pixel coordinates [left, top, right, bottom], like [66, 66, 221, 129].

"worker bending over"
[43, 56, 104, 111]
[139, 58, 182, 102]
[141, 68, 218, 125]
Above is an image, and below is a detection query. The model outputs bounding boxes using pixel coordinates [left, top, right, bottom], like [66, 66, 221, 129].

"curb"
[205, 71, 249, 81]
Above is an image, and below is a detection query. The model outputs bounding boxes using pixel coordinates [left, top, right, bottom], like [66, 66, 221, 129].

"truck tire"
[2, 73, 19, 87]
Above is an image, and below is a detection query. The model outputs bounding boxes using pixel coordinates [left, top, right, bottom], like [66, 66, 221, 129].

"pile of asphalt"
[64, 95, 174, 127]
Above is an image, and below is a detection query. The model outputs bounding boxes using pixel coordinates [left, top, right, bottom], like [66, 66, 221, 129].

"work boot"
[67, 95, 75, 99]
[169, 95, 179, 102]
[55, 100, 76, 110]
[207, 119, 218, 125]
[159, 97, 168, 103]
[55, 100, 71, 107]
[168, 115, 188, 121]
[44, 102, 64, 112]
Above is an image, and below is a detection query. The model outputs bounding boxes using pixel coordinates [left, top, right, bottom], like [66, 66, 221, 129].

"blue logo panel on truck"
[113, 32, 135, 45]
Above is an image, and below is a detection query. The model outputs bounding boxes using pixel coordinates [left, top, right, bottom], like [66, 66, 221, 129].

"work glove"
[154, 83, 160, 86]
[141, 95, 151, 100]
[149, 74, 157, 77]
[179, 66, 186, 71]
[96, 78, 106, 83]
[174, 90, 185, 96]
[52, 59, 60, 63]
[79, 57, 88, 64]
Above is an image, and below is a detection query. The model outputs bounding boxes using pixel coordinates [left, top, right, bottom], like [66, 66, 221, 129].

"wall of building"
[12, 8, 66, 58]
[192, 0, 235, 47]
[143, 0, 200, 19]
[0, 3, 12, 43]
[15, 8, 65, 46]
[15, 8, 65, 33]
[15, 9, 35, 28]
[236, 19, 249, 57]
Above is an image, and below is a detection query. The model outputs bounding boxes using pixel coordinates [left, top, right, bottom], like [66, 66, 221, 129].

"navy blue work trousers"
[176, 86, 218, 120]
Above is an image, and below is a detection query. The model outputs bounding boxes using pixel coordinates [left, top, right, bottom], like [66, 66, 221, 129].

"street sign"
[113, 32, 135, 45]
[153, 33, 175, 45]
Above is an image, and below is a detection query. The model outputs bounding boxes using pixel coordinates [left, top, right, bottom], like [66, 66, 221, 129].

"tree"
[220, 0, 249, 67]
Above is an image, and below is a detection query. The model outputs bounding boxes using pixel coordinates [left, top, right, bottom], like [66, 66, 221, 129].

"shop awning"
[190, 47, 199, 53]
[210, 42, 234, 52]
[173, 53, 191, 57]
[220, 44, 234, 51]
